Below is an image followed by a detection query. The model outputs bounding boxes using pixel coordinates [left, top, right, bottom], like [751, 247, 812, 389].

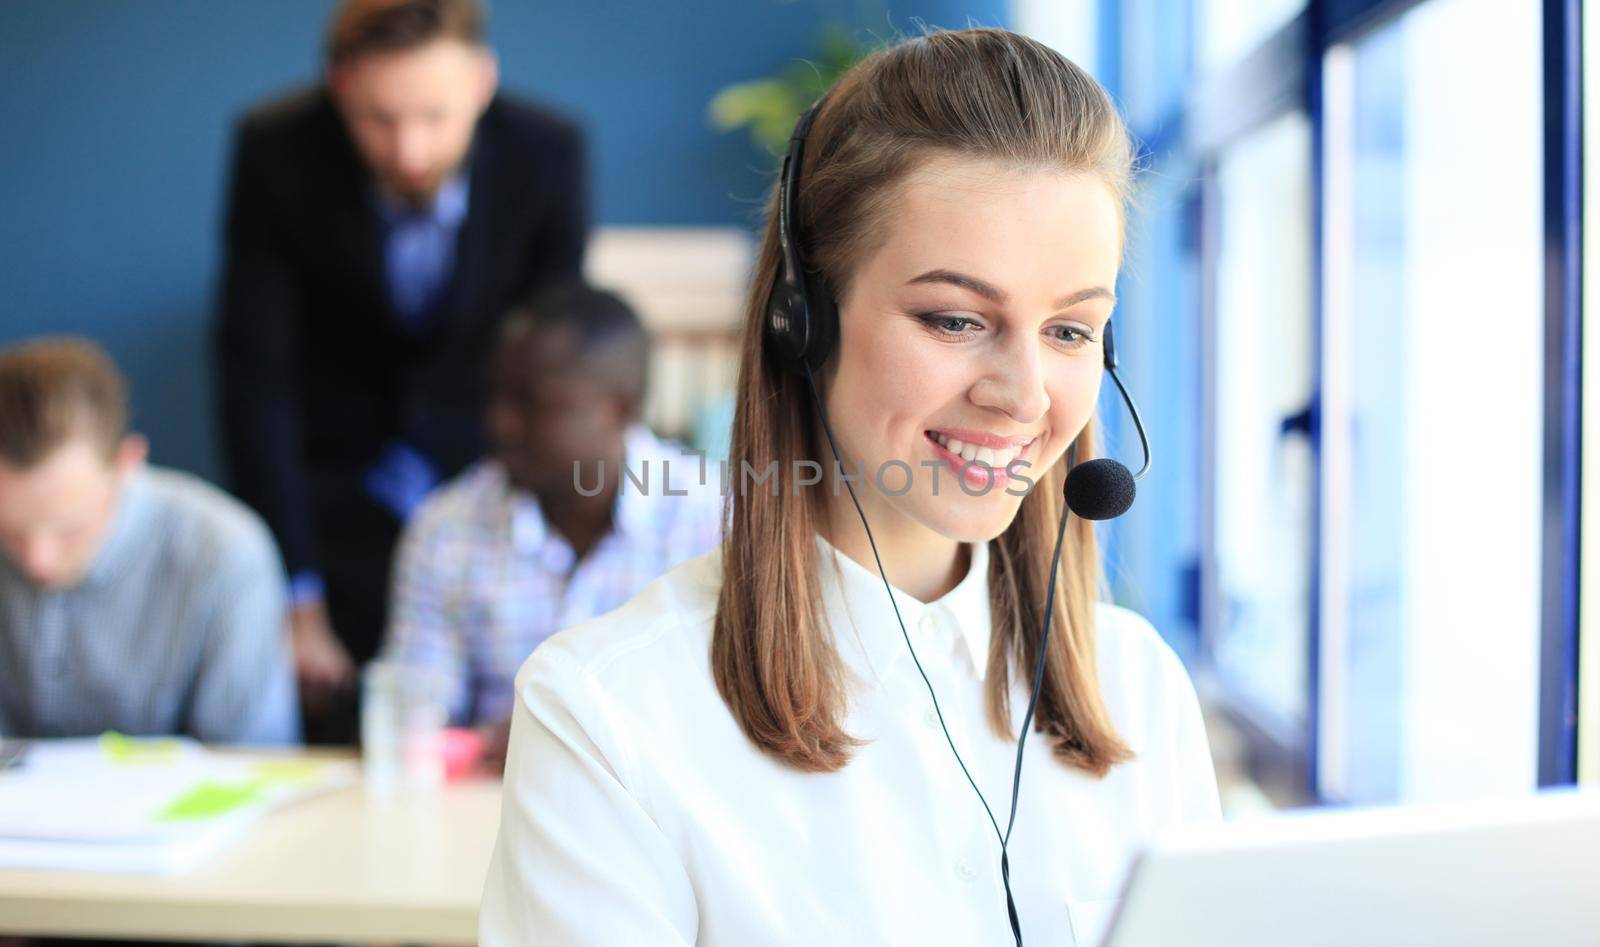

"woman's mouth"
[924, 429, 1041, 491]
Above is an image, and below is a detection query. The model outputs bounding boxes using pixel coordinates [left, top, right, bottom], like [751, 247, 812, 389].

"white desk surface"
[0, 751, 503, 944]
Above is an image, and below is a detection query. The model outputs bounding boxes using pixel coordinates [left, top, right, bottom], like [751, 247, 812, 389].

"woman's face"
[821, 156, 1121, 544]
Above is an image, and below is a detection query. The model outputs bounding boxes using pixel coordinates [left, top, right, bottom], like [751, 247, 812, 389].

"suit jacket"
[215, 88, 587, 579]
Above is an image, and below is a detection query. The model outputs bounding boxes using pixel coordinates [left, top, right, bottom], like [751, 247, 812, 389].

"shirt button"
[923, 708, 941, 729]
[957, 859, 980, 882]
[918, 614, 936, 637]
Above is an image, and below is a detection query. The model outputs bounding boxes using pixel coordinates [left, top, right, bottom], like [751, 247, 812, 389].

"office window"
[1196, 0, 1304, 75]
[1585, 0, 1600, 788]
[1208, 110, 1315, 748]
[1121, 0, 1196, 130]
[1319, 0, 1543, 803]
[1013, 0, 1098, 79]
[1111, 158, 1205, 662]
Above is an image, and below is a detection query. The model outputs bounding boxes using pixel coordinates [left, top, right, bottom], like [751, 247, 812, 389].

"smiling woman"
[821, 157, 1120, 547]
[481, 27, 1220, 947]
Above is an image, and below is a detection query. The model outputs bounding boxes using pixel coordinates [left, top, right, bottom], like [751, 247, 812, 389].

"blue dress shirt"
[379, 173, 471, 328]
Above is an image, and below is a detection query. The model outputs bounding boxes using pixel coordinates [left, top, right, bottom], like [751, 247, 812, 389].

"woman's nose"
[969, 337, 1050, 424]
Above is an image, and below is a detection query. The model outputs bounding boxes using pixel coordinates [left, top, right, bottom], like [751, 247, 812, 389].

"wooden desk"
[0, 758, 502, 944]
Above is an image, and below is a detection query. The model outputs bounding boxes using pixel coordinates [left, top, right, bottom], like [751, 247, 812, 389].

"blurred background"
[0, 0, 1592, 816]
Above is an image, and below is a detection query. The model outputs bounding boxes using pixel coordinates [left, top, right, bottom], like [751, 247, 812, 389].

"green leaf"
[706, 23, 884, 155]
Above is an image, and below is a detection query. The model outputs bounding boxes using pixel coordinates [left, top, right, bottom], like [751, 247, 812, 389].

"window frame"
[1103, 0, 1585, 799]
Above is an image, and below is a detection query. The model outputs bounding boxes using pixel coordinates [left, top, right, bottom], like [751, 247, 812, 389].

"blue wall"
[0, 0, 1007, 480]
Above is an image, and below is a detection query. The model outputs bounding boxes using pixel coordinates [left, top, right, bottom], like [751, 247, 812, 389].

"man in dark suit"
[215, 0, 586, 742]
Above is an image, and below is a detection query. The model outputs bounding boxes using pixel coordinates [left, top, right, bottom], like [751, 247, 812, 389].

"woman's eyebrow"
[907, 268, 1007, 301]
[906, 268, 1116, 308]
[1056, 286, 1117, 308]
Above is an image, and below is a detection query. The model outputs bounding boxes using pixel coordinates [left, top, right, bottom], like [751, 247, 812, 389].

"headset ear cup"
[762, 99, 833, 375]
[799, 269, 837, 371]
[765, 282, 811, 367]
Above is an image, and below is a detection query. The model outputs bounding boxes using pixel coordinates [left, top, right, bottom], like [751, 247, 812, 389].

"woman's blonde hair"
[712, 27, 1136, 776]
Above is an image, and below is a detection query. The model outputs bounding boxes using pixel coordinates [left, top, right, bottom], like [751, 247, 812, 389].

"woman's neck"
[819, 490, 971, 603]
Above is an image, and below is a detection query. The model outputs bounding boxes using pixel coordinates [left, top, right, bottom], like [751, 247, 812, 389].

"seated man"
[0, 338, 297, 744]
[385, 283, 722, 768]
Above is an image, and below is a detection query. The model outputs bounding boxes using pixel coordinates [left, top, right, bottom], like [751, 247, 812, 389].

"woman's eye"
[1047, 324, 1094, 350]
[918, 312, 982, 337]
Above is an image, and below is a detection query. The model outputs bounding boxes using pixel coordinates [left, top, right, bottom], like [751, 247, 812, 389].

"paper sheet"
[0, 735, 355, 873]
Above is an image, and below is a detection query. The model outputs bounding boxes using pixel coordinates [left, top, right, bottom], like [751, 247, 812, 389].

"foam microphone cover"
[1063, 458, 1136, 521]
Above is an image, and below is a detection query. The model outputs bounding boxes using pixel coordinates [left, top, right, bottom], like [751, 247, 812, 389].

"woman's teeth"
[929, 432, 1025, 468]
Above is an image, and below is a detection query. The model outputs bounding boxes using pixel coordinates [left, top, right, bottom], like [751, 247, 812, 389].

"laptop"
[1097, 789, 1600, 947]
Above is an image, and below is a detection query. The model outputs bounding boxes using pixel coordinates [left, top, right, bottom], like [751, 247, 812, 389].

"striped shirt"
[385, 427, 724, 725]
[0, 467, 298, 744]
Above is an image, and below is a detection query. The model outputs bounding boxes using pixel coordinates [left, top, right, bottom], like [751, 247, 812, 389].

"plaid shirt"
[384, 428, 724, 725]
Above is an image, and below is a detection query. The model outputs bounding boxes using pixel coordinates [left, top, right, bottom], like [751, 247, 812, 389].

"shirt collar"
[818, 534, 992, 684]
[507, 477, 547, 554]
[376, 171, 471, 228]
[614, 425, 669, 539]
[505, 425, 666, 554]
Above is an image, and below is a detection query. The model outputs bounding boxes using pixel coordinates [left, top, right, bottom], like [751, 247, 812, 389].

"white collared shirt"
[481, 537, 1220, 947]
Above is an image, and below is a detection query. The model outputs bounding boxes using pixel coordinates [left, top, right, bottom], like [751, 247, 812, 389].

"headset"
[764, 99, 1152, 947]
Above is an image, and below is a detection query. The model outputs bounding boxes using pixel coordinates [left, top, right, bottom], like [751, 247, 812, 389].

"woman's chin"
[913, 494, 1025, 545]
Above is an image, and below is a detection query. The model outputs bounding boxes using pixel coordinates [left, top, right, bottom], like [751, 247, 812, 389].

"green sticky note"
[155, 779, 267, 822]
[248, 759, 325, 786]
[99, 731, 184, 765]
